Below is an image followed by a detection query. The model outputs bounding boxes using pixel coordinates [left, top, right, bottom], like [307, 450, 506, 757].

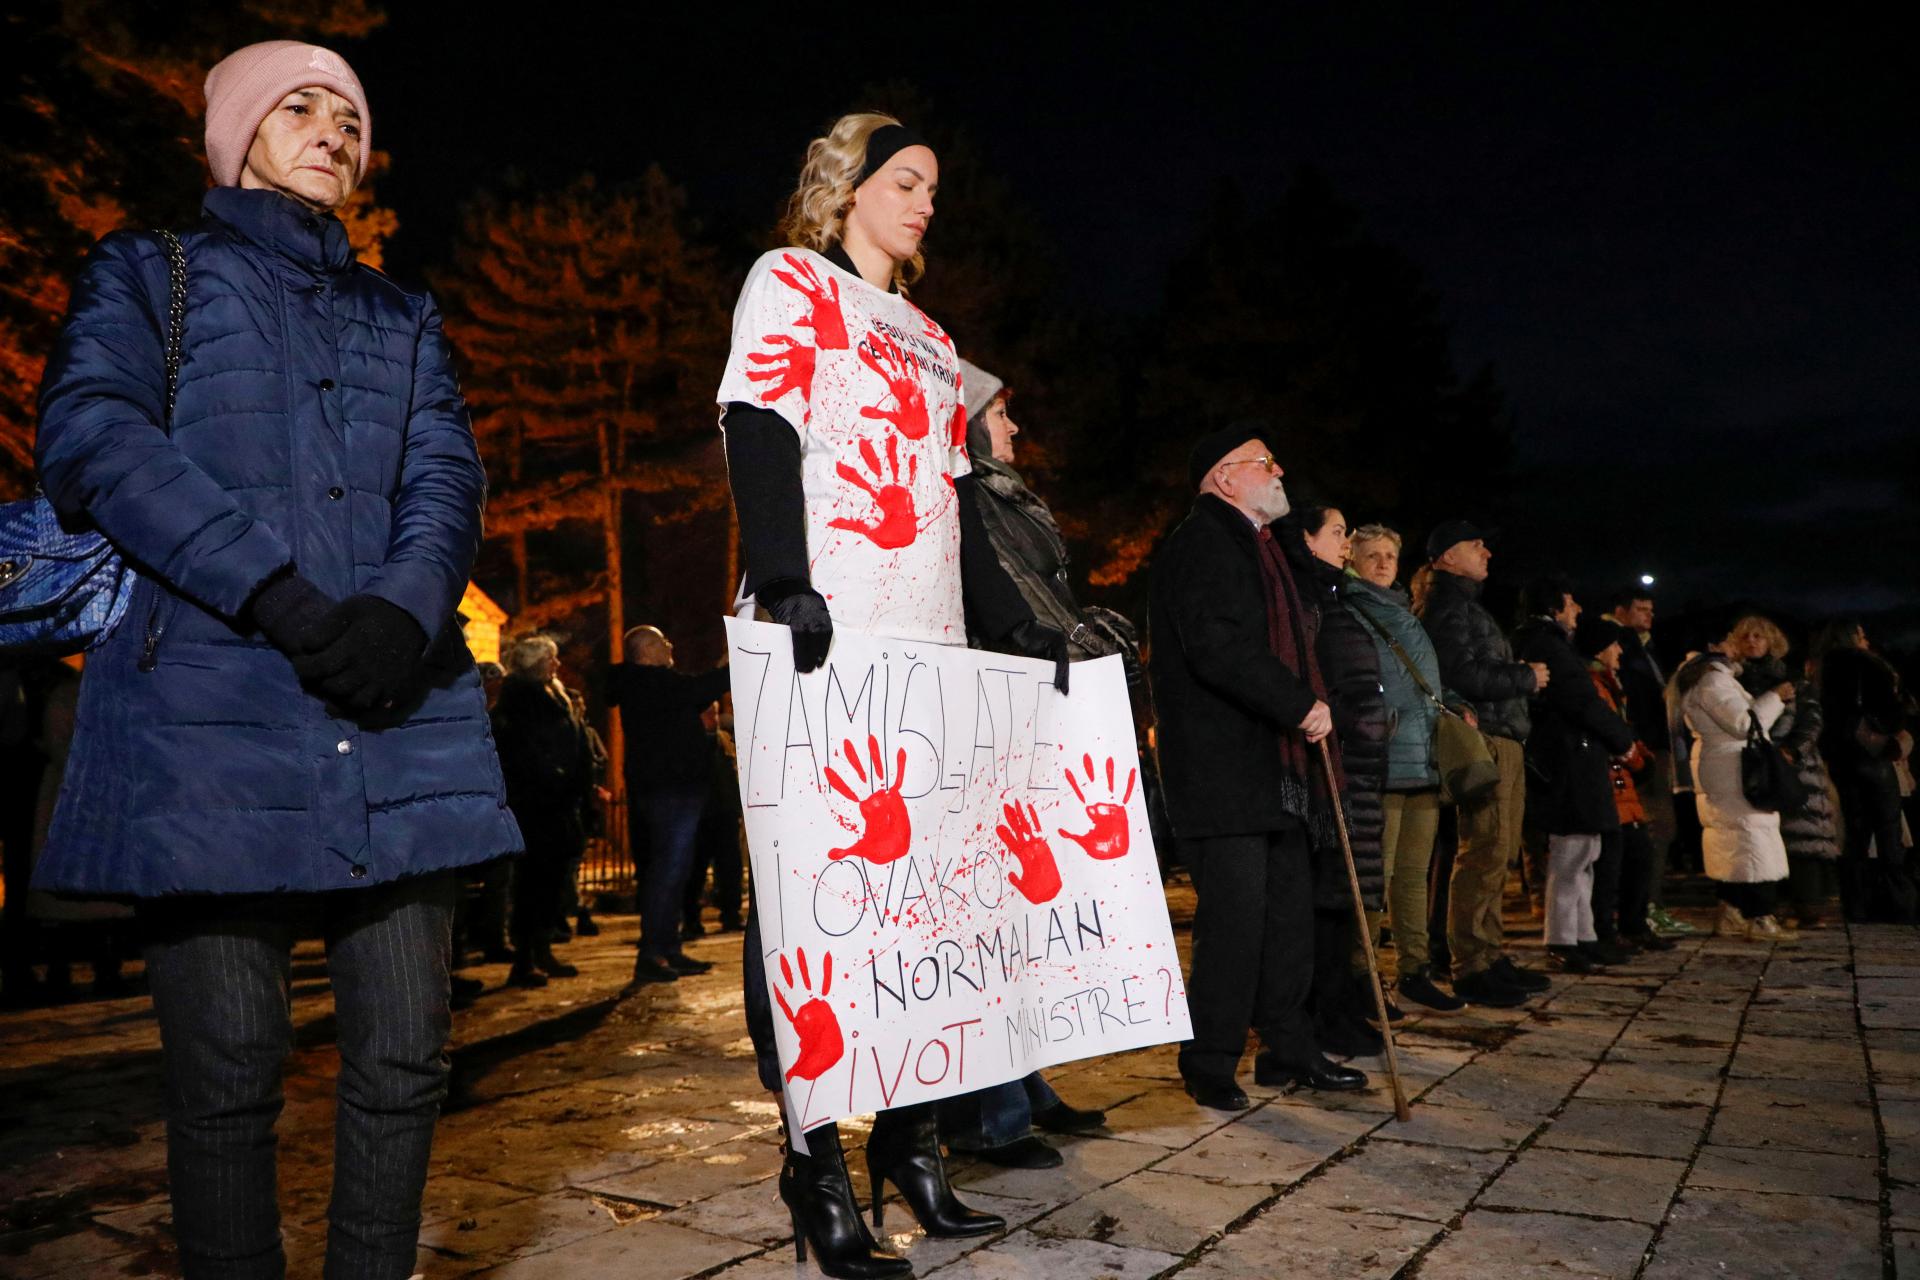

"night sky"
[353, 8, 1917, 638]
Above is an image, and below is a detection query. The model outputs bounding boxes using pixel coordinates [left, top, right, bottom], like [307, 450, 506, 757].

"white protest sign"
[726, 617, 1192, 1132]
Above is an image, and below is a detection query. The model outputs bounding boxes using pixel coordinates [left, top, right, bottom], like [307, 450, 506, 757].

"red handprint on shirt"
[909, 302, 954, 352]
[773, 947, 845, 1082]
[1059, 754, 1137, 861]
[996, 801, 1062, 904]
[827, 435, 919, 550]
[858, 332, 931, 440]
[746, 334, 815, 414]
[824, 734, 912, 865]
[771, 253, 850, 350]
[947, 398, 968, 448]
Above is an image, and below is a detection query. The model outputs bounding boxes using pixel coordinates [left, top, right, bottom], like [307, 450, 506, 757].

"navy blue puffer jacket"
[32, 188, 521, 897]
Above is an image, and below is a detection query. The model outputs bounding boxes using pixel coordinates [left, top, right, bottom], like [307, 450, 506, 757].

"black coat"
[1423, 571, 1538, 743]
[1148, 495, 1319, 840]
[1819, 647, 1904, 770]
[1616, 633, 1669, 751]
[491, 676, 594, 821]
[609, 663, 731, 791]
[1514, 619, 1635, 835]
[1284, 537, 1388, 911]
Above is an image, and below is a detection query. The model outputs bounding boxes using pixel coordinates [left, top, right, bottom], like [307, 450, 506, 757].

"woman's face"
[1305, 509, 1350, 569]
[845, 144, 937, 266]
[1352, 537, 1398, 588]
[1740, 631, 1771, 660]
[985, 395, 1019, 463]
[241, 87, 361, 211]
[1598, 641, 1623, 673]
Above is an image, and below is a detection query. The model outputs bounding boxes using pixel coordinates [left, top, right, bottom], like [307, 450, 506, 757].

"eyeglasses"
[1220, 454, 1279, 475]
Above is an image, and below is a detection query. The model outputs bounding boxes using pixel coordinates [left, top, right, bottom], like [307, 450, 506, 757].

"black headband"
[858, 123, 930, 187]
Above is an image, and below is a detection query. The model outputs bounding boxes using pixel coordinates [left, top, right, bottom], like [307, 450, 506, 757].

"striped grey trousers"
[141, 872, 456, 1280]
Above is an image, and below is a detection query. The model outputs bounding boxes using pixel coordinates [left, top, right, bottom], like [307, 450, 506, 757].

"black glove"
[249, 571, 338, 657]
[760, 580, 833, 674]
[1003, 618, 1071, 694]
[291, 594, 430, 711]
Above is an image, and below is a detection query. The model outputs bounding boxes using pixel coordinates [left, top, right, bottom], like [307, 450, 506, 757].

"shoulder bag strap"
[1349, 596, 1447, 710]
[156, 229, 186, 432]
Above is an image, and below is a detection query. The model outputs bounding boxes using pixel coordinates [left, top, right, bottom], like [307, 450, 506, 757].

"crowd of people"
[2, 37, 1916, 1280]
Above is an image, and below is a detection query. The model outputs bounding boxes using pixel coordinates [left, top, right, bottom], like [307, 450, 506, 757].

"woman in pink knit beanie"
[203, 40, 370, 208]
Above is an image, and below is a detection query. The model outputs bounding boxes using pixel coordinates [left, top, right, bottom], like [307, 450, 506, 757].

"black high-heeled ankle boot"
[779, 1121, 912, 1279]
[866, 1103, 1005, 1238]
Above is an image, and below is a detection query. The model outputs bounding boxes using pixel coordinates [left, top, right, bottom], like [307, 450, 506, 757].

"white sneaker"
[1715, 902, 1750, 936]
[1747, 915, 1800, 943]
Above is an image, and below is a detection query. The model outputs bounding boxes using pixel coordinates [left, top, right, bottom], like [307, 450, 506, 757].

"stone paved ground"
[2, 883, 1913, 1279]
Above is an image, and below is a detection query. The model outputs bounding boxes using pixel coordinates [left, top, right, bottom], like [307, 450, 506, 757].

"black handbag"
[1741, 711, 1808, 814]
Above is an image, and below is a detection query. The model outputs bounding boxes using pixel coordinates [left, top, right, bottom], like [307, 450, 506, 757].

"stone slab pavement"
[1, 884, 1911, 1279]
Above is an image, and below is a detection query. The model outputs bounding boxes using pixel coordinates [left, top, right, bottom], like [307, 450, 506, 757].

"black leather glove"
[249, 571, 338, 657]
[1003, 618, 1071, 694]
[291, 594, 430, 711]
[760, 579, 833, 674]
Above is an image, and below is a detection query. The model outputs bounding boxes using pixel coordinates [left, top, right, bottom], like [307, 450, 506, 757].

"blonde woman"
[717, 113, 1062, 1278]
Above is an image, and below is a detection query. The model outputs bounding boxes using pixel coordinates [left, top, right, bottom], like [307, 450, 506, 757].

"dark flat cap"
[1424, 518, 1498, 563]
[1576, 615, 1626, 660]
[1188, 420, 1276, 491]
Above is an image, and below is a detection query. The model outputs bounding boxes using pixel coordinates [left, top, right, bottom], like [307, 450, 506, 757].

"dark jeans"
[1178, 825, 1317, 1083]
[1717, 880, 1780, 919]
[1615, 822, 1656, 937]
[684, 804, 745, 928]
[1308, 907, 1365, 1039]
[941, 1073, 1064, 1150]
[1590, 829, 1623, 942]
[638, 786, 708, 960]
[1835, 760, 1915, 923]
[140, 873, 457, 1280]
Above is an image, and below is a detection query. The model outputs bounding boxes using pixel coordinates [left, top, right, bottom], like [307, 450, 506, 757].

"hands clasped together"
[252, 572, 430, 714]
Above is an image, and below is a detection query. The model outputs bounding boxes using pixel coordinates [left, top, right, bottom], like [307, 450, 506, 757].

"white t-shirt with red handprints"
[717, 248, 971, 646]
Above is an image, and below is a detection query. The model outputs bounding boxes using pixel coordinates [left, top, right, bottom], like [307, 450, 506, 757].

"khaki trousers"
[1449, 735, 1526, 979]
[1382, 788, 1443, 975]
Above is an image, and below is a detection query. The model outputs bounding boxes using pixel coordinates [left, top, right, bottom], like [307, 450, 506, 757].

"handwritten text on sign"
[725, 617, 1192, 1130]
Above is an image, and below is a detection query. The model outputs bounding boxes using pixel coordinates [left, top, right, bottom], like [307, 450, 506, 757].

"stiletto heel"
[865, 1103, 1004, 1240]
[778, 1121, 912, 1278]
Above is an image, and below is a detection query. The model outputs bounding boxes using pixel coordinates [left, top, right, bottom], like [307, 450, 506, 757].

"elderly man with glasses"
[1148, 423, 1367, 1112]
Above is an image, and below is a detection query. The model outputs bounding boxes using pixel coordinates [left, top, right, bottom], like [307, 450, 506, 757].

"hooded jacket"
[31, 188, 519, 896]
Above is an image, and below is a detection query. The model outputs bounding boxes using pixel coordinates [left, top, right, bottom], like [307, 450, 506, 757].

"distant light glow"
[1640, 574, 1656, 587]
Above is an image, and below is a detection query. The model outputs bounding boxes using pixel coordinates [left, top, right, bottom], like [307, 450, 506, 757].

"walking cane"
[1318, 737, 1412, 1122]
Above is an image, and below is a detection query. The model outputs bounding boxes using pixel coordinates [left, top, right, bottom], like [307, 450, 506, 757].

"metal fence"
[579, 793, 636, 899]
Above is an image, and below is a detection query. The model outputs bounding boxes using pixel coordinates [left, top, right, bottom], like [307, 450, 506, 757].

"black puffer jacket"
[1283, 531, 1387, 911]
[1514, 618, 1634, 835]
[1423, 571, 1538, 743]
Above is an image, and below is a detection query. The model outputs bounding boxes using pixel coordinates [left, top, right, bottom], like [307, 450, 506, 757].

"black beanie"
[1187, 420, 1275, 491]
[1576, 616, 1626, 660]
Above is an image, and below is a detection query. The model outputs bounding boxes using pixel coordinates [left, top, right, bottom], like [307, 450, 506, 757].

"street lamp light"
[1639, 573, 1656, 587]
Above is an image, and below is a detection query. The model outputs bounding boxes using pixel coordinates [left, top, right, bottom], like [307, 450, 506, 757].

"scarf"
[1254, 524, 1345, 849]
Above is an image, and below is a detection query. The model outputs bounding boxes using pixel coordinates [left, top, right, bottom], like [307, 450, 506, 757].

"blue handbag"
[0, 230, 186, 656]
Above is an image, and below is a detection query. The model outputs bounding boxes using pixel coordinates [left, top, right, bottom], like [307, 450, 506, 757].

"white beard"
[1256, 482, 1291, 523]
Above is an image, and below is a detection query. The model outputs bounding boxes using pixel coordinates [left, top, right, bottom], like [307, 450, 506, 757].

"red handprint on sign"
[996, 801, 1062, 904]
[745, 334, 815, 414]
[1059, 754, 1138, 861]
[773, 947, 845, 1082]
[827, 435, 919, 550]
[771, 253, 850, 350]
[858, 333, 931, 440]
[824, 734, 912, 865]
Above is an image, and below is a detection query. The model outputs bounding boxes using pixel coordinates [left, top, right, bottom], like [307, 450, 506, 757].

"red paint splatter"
[774, 947, 844, 1082]
[827, 434, 919, 549]
[824, 735, 912, 865]
[771, 253, 850, 349]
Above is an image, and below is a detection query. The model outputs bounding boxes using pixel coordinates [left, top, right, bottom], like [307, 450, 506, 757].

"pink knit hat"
[203, 41, 371, 188]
